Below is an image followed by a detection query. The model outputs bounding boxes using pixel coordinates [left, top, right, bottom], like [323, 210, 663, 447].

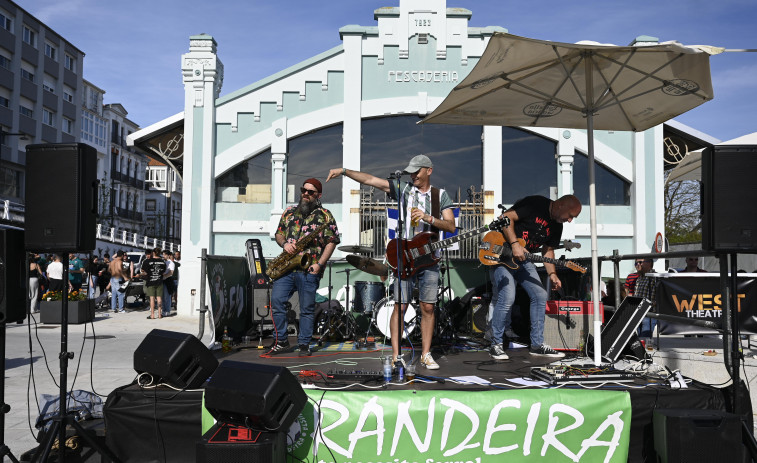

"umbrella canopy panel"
[423, 33, 714, 132]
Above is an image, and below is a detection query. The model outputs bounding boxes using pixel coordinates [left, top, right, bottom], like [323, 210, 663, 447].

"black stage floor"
[219, 335, 749, 463]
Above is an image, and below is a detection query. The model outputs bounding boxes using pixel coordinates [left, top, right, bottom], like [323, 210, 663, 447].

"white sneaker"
[420, 352, 440, 370]
[489, 343, 509, 360]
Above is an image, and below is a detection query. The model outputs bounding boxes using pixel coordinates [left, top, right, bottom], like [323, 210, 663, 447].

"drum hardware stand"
[318, 268, 358, 345]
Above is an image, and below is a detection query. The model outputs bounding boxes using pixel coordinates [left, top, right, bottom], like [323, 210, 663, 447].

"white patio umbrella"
[422, 32, 716, 364]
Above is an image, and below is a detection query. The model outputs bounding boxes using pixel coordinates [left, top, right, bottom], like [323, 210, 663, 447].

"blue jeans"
[162, 284, 172, 315]
[110, 277, 125, 311]
[638, 316, 657, 338]
[489, 262, 547, 347]
[88, 276, 98, 299]
[271, 271, 321, 346]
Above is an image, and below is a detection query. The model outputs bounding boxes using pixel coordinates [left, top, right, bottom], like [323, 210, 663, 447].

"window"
[0, 12, 12, 32]
[44, 43, 57, 60]
[573, 151, 631, 205]
[62, 117, 73, 134]
[147, 168, 167, 189]
[43, 81, 55, 93]
[145, 199, 156, 211]
[501, 127, 557, 203]
[0, 165, 22, 198]
[20, 68, 34, 82]
[64, 54, 75, 71]
[0, 55, 10, 70]
[0, 96, 8, 108]
[22, 25, 36, 47]
[43, 108, 54, 127]
[63, 90, 74, 103]
[19, 105, 33, 118]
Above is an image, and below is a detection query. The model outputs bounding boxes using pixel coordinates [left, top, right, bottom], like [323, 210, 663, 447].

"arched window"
[361, 116, 483, 202]
[573, 151, 630, 205]
[501, 127, 557, 203]
[288, 123, 344, 204]
[216, 149, 273, 203]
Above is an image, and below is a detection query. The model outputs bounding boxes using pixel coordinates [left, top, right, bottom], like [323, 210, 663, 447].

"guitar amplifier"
[544, 301, 602, 351]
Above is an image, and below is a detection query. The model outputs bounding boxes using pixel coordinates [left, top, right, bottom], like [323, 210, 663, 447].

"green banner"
[206, 255, 251, 341]
[284, 388, 631, 463]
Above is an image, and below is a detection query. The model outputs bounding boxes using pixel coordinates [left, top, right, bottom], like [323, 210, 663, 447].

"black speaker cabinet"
[0, 229, 26, 323]
[600, 296, 651, 362]
[25, 143, 97, 252]
[196, 423, 286, 463]
[653, 409, 744, 462]
[204, 361, 306, 432]
[702, 145, 757, 252]
[133, 329, 218, 389]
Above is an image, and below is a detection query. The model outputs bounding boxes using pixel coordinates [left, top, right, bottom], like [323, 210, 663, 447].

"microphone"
[394, 170, 406, 178]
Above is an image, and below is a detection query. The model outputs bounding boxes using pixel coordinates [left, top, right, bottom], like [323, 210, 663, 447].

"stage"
[100, 335, 750, 463]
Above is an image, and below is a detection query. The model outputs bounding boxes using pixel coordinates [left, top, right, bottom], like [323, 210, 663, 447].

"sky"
[25, 0, 757, 143]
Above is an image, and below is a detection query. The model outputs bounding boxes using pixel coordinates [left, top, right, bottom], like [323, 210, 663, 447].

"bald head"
[551, 195, 582, 223]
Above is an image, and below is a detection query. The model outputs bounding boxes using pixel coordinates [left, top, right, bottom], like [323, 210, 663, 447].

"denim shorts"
[393, 265, 440, 304]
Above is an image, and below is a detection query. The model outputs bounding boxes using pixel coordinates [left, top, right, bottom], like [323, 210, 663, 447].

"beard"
[296, 196, 318, 216]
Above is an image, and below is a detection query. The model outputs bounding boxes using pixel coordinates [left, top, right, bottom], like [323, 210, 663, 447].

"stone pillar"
[178, 34, 223, 317]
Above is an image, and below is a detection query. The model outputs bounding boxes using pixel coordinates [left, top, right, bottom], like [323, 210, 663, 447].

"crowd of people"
[27, 249, 180, 317]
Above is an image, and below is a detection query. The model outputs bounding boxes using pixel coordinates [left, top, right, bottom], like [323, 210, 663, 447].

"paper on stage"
[449, 375, 492, 385]
[507, 377, 548, 386]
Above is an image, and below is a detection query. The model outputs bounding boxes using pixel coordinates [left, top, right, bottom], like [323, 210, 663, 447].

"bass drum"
[372, 297, 417, 339]
[353, 281, 385, 313]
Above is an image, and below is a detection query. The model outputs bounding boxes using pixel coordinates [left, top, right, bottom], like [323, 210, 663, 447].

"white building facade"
[139, 1, 666, 317]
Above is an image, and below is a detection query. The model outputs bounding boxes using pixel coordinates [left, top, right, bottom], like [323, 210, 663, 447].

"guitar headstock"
[566, 261, 587, 274]
[489, 216, 510, 231]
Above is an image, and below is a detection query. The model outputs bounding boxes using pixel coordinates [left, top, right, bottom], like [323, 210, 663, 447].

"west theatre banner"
[655, 275, 757, 334]
[206, 255, 251, 340]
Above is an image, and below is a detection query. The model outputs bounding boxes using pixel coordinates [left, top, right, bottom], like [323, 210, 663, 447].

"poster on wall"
[655, 275, 757, 334]
[206, 255, 251, 340]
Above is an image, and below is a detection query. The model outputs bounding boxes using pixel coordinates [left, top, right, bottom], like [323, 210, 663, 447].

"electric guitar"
[478, 232, 587, 273]
[386, 217, 509, 278]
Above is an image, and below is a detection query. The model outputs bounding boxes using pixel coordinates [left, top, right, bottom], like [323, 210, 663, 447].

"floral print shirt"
[276, 206, 340, 266]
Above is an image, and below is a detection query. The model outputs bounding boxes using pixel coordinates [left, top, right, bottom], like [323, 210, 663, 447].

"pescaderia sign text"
[388, 70, 459, 83]
[290, 389, 631, 463]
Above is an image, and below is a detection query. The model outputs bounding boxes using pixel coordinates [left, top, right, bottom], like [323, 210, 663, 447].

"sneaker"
[420, 352, 440, 370]
[504, 329, 519, 340]
[489, 343, 509, 360]
[117, 309, 125, 313]
[268, 341, 292, 355]
[298, 344, 312, 357]
[529, 344, 565, 358]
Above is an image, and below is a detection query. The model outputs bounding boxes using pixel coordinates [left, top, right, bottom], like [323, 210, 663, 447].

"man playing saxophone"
[268, 178, 340, 356]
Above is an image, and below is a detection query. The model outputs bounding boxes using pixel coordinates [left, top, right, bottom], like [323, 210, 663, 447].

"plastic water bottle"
[383, 363, 392, 382]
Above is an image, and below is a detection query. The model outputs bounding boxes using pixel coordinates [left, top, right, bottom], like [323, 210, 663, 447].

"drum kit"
[315, 244, 455, 345]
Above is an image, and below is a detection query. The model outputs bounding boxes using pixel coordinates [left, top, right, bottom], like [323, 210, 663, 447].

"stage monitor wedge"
[133, 329, 218, 389]
[702, 144, 757, 252]
[25, 143, 97, 252]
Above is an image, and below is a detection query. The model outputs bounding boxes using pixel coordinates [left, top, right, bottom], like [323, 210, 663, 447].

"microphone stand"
[388, 172, 408, 368]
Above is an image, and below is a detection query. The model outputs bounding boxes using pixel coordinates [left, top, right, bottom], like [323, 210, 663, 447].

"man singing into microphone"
[326, 155, 455, 370]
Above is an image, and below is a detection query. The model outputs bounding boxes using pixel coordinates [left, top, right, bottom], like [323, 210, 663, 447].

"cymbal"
[346, 255, 390, 276]
[338, 244, 374, 254]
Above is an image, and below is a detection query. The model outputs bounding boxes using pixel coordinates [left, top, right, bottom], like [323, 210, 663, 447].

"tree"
[664, 174, 701, 244]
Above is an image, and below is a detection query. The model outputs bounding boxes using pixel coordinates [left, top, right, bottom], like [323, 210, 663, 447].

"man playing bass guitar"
[326, 155, 455, 370]
[488, 194, 582, 360]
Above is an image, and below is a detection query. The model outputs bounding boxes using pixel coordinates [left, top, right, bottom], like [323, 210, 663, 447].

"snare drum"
[372, 297, 417, 339]
[353, 281, 385, 313]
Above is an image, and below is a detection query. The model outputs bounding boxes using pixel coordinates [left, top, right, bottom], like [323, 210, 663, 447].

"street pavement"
[3, 303, 211, 459]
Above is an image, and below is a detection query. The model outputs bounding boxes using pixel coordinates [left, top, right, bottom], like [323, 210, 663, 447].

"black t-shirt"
[510, 195, 562, 252]
[142, 258, 167, 286]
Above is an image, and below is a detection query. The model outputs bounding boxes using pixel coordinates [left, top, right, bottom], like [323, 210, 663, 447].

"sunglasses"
[634, 261, 644, 266]
[300, 187, 319, 195]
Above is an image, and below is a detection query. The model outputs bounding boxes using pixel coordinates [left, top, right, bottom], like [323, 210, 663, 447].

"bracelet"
[509, 241, 518, 245]
[548, 272, 556, 276]
[430, 216, 435, 225]
[341, 167, 346, 176]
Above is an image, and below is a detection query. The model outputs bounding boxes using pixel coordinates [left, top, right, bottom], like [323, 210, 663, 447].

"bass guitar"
[387, 217, 509, 278]
[478, 232, 586, 273]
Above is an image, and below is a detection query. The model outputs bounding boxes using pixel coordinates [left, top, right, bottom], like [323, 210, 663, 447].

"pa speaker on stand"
[24, 143, 98, 252]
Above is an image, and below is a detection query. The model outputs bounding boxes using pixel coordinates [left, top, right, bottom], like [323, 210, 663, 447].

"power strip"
[326, 369, 383, 382]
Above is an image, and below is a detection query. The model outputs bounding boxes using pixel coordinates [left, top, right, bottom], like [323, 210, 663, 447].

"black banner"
[206, 256, 251, 341]
[656, 275, 757, 334]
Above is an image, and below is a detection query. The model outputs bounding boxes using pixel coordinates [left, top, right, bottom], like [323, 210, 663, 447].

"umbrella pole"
[585, 56, 603, 366]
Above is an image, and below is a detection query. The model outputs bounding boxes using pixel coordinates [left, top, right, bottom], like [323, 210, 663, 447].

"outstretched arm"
[326, 168, 391, 193]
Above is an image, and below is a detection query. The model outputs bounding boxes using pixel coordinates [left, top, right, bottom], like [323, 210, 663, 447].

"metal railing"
[357, 186, 488, 260]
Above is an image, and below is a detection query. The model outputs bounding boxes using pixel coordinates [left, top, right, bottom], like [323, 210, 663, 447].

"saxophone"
[266, 223, 330, 281]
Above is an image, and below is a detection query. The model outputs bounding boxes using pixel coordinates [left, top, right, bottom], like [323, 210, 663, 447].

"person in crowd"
[86, 256, 100, 299]
[327, 155, 455, 369]
[98, 254, 111, 298]
[29, 253, 42, 313]
[681, 257, 707, 273]
[108, 251, 130, 313]
[622, 258, 651, 298]
[68, 253, 85, 293]
[46, 254, 65, 292]
[632, 258, 658, 338]
[268, 178, 340, 357]
[161, 250, 175, 317]
[140, 248, 167, 320]
[487, 194, 582, 359]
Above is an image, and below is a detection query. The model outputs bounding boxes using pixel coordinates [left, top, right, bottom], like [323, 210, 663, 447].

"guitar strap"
[430, 186, 441, 235]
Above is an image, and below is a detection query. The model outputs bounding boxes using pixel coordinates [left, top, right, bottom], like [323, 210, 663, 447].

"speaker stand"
[0, 322, 20, 463]
[31, 255, 120, 463]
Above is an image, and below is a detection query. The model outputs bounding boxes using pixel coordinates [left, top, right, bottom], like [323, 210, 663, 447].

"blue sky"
[26, 0, 757, 142]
